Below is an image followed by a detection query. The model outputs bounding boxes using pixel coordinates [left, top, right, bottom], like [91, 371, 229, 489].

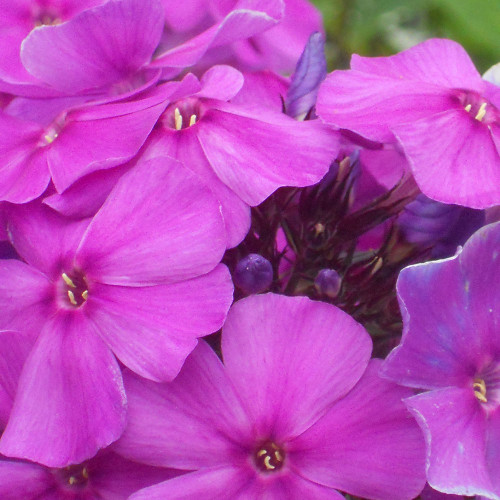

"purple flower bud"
[314, 268, 341, 299]
[286, 32, 327, 120]
[398, 194, 485, 258]
[234, 254, 273, 294]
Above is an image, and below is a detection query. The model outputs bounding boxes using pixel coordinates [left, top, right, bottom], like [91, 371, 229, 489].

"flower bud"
[314, 269, 341, 299]
[234, 254, 273, 294]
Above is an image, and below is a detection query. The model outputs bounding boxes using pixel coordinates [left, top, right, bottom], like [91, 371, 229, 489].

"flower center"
[38, 113, 67, 147]
[55, 464, 90, 489]
[161, 98, 201, 131]
[473, 361, 500, 408]
[253, 441, 285, 472]
[456, 90, 498, 124]
[60, 271, 88, 308]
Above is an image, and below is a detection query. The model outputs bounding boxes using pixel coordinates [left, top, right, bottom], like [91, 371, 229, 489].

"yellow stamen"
[263, 456, 275, 470]
[62, 272, 76, 288]
[68, 476, 76, 485]
[464, 104, 472, 112]
[44, 133, 58, 144]
[475, 102, 487, 121]
[257, 449, 267, 457]
[274, 450, 283, 462]
[473, 378, 487, 403]
[81, 290, 89, 300]
[189, 114, 197, 126]
[82, 468, 89, 479]
[174, 108, 183, 130]
[67, 290, 77, 306]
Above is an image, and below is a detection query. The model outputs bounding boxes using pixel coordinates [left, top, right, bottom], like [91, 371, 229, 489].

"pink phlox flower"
[0, 330, 180, 500]
[0, 156, 233, 467]
[115, 293, 426, 500]
[317, 38, 500, 208]
[381, 221, 500, 498]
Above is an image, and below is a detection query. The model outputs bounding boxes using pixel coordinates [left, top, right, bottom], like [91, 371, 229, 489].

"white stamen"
[475, 102, 487, 121]
[174, 108, 183, 130]
[68, 476, 77, 485]
[62, 272, 76, 288]
[67, 290, 77, 306]
[464, 104, 472, 112]
[81, 290, 89, 300]
[189, 114, 197, 126]
[263, 456, 275, 470]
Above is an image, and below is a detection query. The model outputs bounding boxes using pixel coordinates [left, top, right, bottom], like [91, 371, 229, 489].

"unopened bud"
[234, 254, 273, 294]
[314, 269, 341, 299]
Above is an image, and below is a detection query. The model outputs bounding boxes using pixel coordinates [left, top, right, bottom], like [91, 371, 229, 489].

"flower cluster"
[0, 0, 498, 499]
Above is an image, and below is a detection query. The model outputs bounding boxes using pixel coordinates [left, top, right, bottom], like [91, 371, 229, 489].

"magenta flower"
[115, 293, 426, 500]
[0, 156, 233, 467]
[317, 38, 500, 208]
[0, 330, 179, 500]
[0, 82, 179, 203]
[16, 0, 283, 97]
[143, 65, 338, 247]
[0, 0, 106, 96]
[381, 222, 500, 498]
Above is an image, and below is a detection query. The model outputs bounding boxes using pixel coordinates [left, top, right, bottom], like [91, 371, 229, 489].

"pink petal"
[0, 259, 53, 336]
[406, 388, 496, 497]
[198, 104, 338, 205]
[129, 467, 255, 500]
[144, 128, 251, 248]
[291, 360, 426, 500]
[151, 0, 283, 69]
[381, 255, 475, 389]
[394, 109, 500, 208]
[6, 202, 89, 278]
[221, 294, 372, 440]
[0, 460, 54, 500]
[0, 113, 50, 203]
[20, 0, 165, 93]
[89, 450, 180, 498]
[317, 70, 455, 143]
[76, 157, 227, 286]
[48, 92, 169, 192]
[87, 264, 233, 382]
[43, 163, 130, 219]
[0, 331, 34, 429]
[115, 342, 251, 470]
[351, 38, 483, 90]
[0, 312, 127, 467]
[198, 65, 244, 101]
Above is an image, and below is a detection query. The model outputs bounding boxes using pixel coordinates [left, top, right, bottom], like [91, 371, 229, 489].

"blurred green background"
[311, 0, 499, 72]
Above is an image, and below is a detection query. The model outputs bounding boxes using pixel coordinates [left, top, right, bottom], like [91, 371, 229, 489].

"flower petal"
[291, 360, 426, 500]
[317, 70, 454, 143]
[151, 0, 283, 69]
[76, 156, 227, 286]
[394, 109, 500, 208]
[222, 294, 372, 440]
[87, 264, 233, 382]
[20, 0, 164, 93]
[115, 342, 251, 470]
[129, 467, 254, 500]
[0, 331, 34, 429]
[351, 38, 483, 90]
[0, 460, 54, 500]
[406, 388, 497, 498]
[0, 312, 127, 467]
[7, 202, 88, 278]
[198, 104, 337, 205]
[144, 128, 251, 248]
[0, 259, 53, 336]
